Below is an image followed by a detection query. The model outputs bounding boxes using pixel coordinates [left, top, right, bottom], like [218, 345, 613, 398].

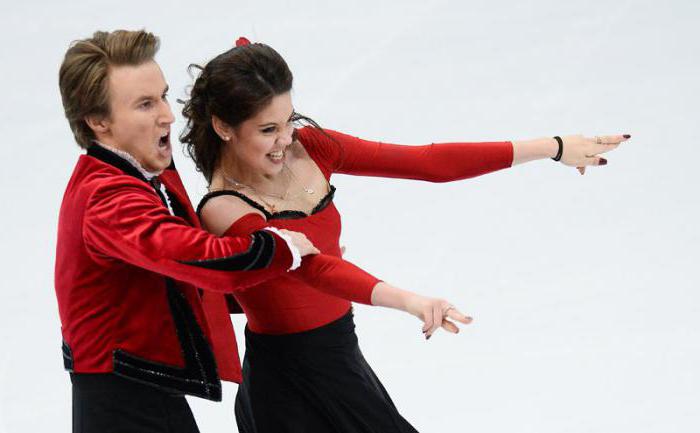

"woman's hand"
[278, 229, 320, 257]
[370, 282, 472, 339]
[559, 134, 631, 174]
[404, 293, 472, 339]
[511, 134, 631, 172]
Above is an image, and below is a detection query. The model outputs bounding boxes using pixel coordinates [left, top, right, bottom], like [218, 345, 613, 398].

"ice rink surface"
[1, 0, 698, 431]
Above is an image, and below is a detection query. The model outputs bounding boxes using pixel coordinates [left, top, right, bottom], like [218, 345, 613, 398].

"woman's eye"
[262, 127, 276, 133]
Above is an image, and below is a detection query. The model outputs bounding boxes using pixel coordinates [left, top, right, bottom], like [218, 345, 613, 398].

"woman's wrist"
[370, 282, 411, 311]
[511, 137, 559, 165]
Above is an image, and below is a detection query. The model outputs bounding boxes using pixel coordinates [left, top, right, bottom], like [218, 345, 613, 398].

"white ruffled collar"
[93, 140, 162, 180]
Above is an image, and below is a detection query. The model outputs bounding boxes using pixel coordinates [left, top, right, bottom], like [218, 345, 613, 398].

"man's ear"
[211, 115, 235, 142]
[84, 114, 110, 136]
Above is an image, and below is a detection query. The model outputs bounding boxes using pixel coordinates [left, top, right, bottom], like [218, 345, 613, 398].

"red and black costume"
[54, 143, 297, 403]
[197, 127, 514, 432]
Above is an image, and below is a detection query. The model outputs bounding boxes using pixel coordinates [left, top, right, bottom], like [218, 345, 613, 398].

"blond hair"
[58, 30, 160, 148]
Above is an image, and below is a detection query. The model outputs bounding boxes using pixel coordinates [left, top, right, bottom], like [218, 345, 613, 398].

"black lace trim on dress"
[197, 184, 336, 221]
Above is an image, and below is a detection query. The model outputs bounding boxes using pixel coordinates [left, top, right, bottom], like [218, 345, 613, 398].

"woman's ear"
[212, 115, 234, 142]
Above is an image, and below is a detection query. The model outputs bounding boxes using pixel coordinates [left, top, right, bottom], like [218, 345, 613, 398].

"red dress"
[198, 126, 513, 358]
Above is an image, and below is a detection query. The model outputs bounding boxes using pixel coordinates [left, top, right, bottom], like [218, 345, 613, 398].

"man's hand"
[278, 229, 320, 257]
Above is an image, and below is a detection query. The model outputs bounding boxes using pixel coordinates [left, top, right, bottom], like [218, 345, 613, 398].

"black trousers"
[71, 373, 200, 433]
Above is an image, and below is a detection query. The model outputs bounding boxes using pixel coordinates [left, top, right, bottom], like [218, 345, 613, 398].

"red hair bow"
[235, 37, 251, 47]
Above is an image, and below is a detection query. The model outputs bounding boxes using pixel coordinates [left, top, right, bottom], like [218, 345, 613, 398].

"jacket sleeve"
[82, 176, 294, 293]
[297, 126, 514, 182]
[223, 213, 380, 305]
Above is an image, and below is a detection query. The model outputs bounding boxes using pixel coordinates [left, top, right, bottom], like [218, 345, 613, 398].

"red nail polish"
[426, 334, 431, 340]
[599, 158, 608, 166]
[623, 134, 631, 139]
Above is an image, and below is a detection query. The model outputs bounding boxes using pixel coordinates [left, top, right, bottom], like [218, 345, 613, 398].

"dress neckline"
[197, 184, 336, 220]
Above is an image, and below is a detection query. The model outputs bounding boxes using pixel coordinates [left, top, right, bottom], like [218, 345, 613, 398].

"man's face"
[92, 60, 174, 172]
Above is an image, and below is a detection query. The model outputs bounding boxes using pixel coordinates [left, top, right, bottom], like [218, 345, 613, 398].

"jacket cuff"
[263, 227, 301, 271]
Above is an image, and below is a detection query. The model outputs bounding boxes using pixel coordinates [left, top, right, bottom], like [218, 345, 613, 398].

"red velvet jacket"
[54, 144, 295, 401]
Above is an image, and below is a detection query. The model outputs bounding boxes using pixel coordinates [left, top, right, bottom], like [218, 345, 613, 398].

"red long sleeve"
[297, 126, 513, 181]
[223, 213, 379, 305]
[82, 176, 293, 293]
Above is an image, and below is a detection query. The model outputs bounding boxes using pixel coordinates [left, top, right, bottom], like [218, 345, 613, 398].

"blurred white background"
[1, 0, 698, 431]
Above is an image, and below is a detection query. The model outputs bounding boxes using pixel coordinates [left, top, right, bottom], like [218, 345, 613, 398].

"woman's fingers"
[441, 319, 459, 334]
[426, 304, 443, 339]
[583, 156, 608, 166]
[422, 307, 433, 335]
[446, 306, 472, 325]
[594, 143, 620, 154]
[600, 134, 631, 144]
[589, 134, 628, 155]
[590, 134, 630, 145]
[421, 301, 473, 339]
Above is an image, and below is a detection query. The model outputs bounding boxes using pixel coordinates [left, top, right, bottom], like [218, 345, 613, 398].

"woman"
[180, 38, 628, 432]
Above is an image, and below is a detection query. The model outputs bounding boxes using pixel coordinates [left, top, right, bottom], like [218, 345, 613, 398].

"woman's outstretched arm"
[298, 127, 630, 179]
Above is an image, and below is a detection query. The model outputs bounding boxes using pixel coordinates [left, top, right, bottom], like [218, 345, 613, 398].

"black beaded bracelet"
[551, 136, 563, 161]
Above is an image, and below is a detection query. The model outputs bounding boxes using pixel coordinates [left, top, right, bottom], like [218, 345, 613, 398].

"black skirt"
[235, 308, 419, 433]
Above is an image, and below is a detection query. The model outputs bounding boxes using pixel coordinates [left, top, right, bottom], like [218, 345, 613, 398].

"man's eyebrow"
[132, 85, 170, 104]
[258, 109, 295, 127]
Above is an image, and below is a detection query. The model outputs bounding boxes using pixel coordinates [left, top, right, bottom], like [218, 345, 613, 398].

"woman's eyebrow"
[257, 109, 295, 127]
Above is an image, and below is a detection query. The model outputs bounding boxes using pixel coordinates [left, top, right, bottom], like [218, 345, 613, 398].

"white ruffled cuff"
[263, 227, 301, 271]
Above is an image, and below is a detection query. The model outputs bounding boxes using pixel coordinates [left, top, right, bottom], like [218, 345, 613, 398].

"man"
[56, 29, 317, 432]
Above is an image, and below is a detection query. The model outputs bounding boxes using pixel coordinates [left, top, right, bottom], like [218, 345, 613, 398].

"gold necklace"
[222, 163, 315, 213]
[286, 162, 316, 195]
[223, 166, 291, 200]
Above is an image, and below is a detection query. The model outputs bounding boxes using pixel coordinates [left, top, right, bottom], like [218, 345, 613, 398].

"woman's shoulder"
[294, 126, 342, 175]
[198, 190, 267, 236]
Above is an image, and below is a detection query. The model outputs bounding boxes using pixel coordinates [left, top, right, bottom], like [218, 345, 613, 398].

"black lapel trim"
[88, 144, 190, 221]
[112, 281, 222, 401]
[164, 188, 189, 221]
[62, 340, 74, 372]
[87, 143, 149, 183]
[177, 230, 275, 271]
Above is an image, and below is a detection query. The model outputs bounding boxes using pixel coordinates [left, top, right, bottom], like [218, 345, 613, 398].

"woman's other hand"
[370, 282, 472, 339]
[404, 294, 472, 339]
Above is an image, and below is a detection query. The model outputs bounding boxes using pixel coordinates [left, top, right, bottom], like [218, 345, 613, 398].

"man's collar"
[87, 141, 162, 182]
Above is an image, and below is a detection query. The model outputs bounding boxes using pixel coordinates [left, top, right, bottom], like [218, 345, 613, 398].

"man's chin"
[142, 156, 171, 174]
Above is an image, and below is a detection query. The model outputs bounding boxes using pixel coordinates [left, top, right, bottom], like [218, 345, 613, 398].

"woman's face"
[226, 91, 295, 178]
